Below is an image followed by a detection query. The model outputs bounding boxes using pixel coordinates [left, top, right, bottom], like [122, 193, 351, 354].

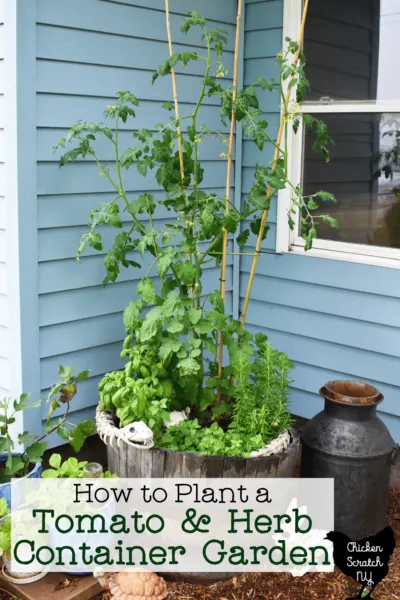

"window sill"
[287, 245, 400, 270]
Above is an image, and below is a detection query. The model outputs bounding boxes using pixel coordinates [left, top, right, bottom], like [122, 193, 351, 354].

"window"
[278, 0, 400, 267]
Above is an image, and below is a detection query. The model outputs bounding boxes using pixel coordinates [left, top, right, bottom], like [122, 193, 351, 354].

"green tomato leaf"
[158, 253, 173, 278]
[194, 320, 214, 334]
[237, 229, 250, 248]
[58, 365, 73, 380]
[199, 388, 215, 411]
[74, 370, 90, 382]
[123, 301, 140, 329]
[69, 428, 86, 453]
[18, 432, 37, 446]
[190, 348, 201, 358]
[26, 442, 48, 463]
[178, 357, 200, 375]
[212, 402, 231, 419]
[0, 437, 8, 454]
[159, 338, 182, 361]
[315, 190, 337, 203]
[4, 458, 25, 476]
[188, 309, 202, 325]
[137, 278, 156, 304]
[167, 320, 185, 334]
[77, 420, 94, 437]
[319, 214, 339, 228]
[57, 424, 70, 441]
[139, 307, 163, 342]
[177, 261, 197, 286]
[13, 393, 32, 412]
[162, 292, 180, 318]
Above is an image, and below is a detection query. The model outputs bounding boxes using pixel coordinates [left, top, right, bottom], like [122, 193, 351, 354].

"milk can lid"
[319, 380, 384, 407]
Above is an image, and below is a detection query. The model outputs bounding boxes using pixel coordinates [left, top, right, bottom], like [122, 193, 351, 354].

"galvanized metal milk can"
[301, 381, 399, 540]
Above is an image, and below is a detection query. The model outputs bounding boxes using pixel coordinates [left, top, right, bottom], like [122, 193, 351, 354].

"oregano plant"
[56, 12, 338, 456]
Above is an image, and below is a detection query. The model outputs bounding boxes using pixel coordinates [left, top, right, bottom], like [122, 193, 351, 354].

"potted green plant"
[42, 454, 116, 479]
[0, 499, 47, 584]
[55, 11, 337, 478]
[0, 366, 94, 505]
[40, 455, 117, 577]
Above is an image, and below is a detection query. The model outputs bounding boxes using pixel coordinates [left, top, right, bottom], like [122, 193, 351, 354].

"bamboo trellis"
[163, 0, 311, 387]
[165, 0, 185, 184]
[164, 0, 193, 271]
[240, 0, 310, 328]
[217, 0, 244, 392]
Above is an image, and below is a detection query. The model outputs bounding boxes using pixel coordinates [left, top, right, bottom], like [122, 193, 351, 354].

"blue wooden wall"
[35, 0, 237, 435]
[6, 0, 397, 444]
[240, 0, 400, 441]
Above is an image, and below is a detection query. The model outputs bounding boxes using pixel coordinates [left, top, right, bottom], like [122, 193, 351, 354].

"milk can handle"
[391, 445, 400, 465]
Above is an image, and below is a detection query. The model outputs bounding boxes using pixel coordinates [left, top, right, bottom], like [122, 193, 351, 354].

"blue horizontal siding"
[244, 297, 400, 359]
[37, 62, 229, 104]
[40, 129, 232, 163]
[40, 295, 236, 389]
[243, 252, 400, 298]
[37, 161, 233, 196]
[240, 0, 283, 265]
[30, 0, 400, 447]
[245, 0, 282, 31]
[39, 266, 233, 328]
[37, 188, 228, 229]
[288, 388, 400, 443]
[239, 0, 400, 442]
[40, 285, 235, 358]
[35, 0, 237, 429]
[39, 242, 234, 293]
[242, 257, 400, 442]
[243, 271, 400, 328]
[37, 96, 228, 130]
[37, 25, 235, 77]
[245, 319, 400, 413]
[237, 0, 282, 263]
[36, 0, 238, 42]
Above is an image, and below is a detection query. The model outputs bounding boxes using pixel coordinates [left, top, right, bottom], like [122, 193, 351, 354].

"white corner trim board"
[3, 0, 24, 444]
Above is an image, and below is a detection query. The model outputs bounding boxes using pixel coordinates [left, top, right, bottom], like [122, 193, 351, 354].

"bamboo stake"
[240, 0, 310, 328]
[165, 0, 185, 183]
[165, 0, 194, 274]
[217, 0, 244, 393]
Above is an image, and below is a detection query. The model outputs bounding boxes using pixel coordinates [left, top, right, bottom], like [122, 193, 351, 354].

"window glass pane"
[303, 0, 399, 102]
[302, 113, 400, 248]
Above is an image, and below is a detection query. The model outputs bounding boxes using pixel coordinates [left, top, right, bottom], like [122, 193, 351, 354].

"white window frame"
[276, 0, 400, 269]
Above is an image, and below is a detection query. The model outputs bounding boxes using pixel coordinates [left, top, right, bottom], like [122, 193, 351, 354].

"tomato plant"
[56, 13, 337, 456]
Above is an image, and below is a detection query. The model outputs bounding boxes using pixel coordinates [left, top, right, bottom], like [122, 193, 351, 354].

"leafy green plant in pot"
[42, 454, 117, 479]
[55, 12, 337, 467]
[0, 499, 46, 583]
[0, 366, 94, 504]
[41, 455, 117, 577]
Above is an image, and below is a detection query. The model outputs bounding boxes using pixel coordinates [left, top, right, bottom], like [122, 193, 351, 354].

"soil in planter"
[0, 462, 35, 482]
